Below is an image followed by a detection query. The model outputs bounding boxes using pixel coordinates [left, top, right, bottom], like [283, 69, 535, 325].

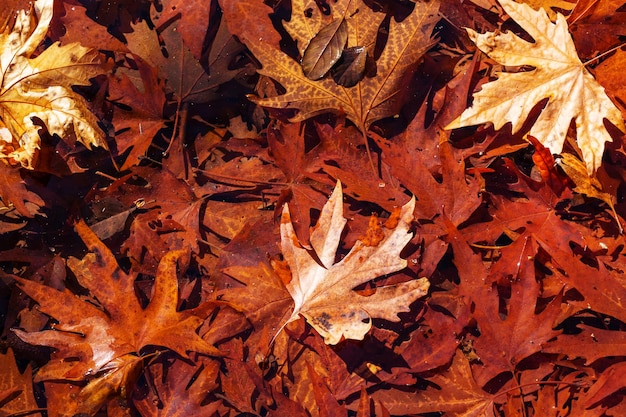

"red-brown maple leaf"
[13, 220, 220, 384]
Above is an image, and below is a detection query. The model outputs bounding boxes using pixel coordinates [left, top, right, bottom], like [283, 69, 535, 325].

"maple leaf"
[234, 0, 439, 134]
[0, 349, 40, 417]
[279, 181, 429, 345]
[0, 0, 109, 169]
[569, 0, 626, 58]
[108, 57, 167, 171]
[12, 220, 220, 411]
[445, 0, 626, 174]
[0, 164, 44, 218]
[370, 352, 497, 417]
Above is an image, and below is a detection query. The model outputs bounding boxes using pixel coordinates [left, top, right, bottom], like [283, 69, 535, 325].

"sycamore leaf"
[0, 0, 109, 169]
[12, 220, 220, 388]
[239, 0, 439, 133]
[279, 181, 429, 345]
[445, 0, 626, 174]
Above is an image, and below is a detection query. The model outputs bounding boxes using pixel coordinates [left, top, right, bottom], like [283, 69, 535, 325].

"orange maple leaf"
[12, 220, 220, 411]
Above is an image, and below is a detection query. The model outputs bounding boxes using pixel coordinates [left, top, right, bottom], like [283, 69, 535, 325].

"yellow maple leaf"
[245, 0, 439, 133]
[0, 0, 108, 169]
[279, 181, 430, 345]
[445, 0, 625, 174]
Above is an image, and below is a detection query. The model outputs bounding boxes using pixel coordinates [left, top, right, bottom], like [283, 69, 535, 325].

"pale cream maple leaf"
[279, 181, 430, 345]
[445, 0, 625, 174]
[0, 0, 108, 168]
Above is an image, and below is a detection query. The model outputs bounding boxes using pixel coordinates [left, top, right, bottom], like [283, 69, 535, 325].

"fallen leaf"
[445, 0, 626, 173]
[0, 164, 44, 217]
[108, 56, 167, 170]
[568, 0, 626, 58]
[302, 18, 348, 80]
[521, 0, 575, 20]
[234, 0, 439, 133]
[528, 135, 567, 195]
[331, 46, 369, 87]
[279, 181, 429, 345]
[465, 236, 563, 386]
[0, 349, 40, 417]
[12, 220, 220, 412]
[556, 152, 622, 232]
[71, 353, 144, 416]
[134, 355, 221, 417]
[594, 48, 626, 120]
[370, 352, 497, 416]
[306, 362, 348, 417]
[58, 3, 129, 52]
[582, 361, 626, 409]
[0, 0, 109, 168]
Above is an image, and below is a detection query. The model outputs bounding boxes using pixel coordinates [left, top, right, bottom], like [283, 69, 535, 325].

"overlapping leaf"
[0, 0, 108, 168]
[12, 220, 219, 411]
[231, 0, 439, 133]
[279, 181, 429, 345]
[446, 0, 626, 173]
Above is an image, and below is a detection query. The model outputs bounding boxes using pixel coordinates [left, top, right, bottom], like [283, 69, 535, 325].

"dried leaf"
[522, 0, 575, 20]
[0, 349, 40, 417]
[528, 135, 567, 195]
[556, 152, 621, 232]
[446, 0, 626, 173]
[0, 0, 108, 168]
[370, 352, 496, 416]
[279, 181, 429, 345]
[302, 18, 348, 80]
[0, 164, 44, 217]
[236, 0, 439, 133]
[12, 220, 220, 412]
[331, 46, 368, 87]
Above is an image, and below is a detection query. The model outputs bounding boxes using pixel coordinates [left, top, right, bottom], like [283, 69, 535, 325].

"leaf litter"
[3, 0, 626, 416]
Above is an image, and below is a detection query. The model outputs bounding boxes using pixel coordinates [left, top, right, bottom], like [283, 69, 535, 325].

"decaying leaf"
[278, 181, 429, 345]
[446, 0, 626, 173]
[238, 0, 439, 133]
[0, 0, 108, 168]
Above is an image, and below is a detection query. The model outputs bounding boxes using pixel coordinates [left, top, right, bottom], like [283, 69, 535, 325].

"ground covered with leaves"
[2, 0, 626, 415]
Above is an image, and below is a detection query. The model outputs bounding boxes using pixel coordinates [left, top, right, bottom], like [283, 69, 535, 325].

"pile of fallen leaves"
[2, 0, 626, 415]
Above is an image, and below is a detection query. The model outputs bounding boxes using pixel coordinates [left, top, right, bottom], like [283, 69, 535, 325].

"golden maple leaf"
[0, 0, 108, 169]
[446, 0, 626, 174]
[245, 0, 440, 133]
[279, 181, 430, 345]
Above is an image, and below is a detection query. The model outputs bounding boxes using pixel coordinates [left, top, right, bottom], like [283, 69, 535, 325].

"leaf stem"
[583, 42, 626, 67]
